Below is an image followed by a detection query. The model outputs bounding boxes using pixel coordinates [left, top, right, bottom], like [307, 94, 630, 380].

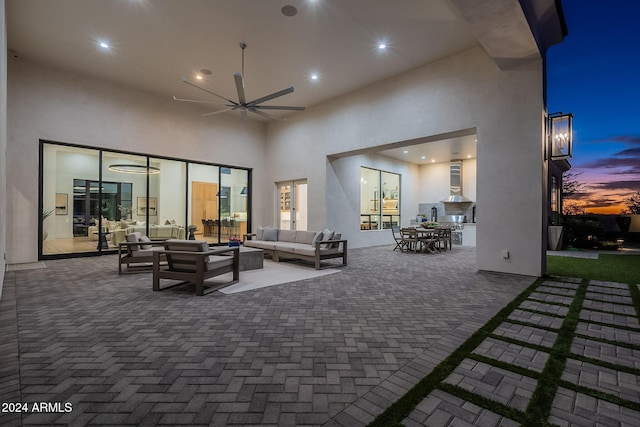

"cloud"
[610, 135, 640, 145]
[590, 180, 640, 192]
[582, 198, 621, 209]
[589, 134, 640, 145]
[614, 147, 640, 156]
[580, 156, 640, 174]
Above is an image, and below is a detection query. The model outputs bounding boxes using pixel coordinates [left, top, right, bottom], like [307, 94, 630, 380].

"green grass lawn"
[547, 254, 640, 284]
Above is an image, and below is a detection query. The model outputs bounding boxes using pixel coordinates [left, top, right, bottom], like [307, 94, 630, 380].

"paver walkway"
[396, 278, 640, 427]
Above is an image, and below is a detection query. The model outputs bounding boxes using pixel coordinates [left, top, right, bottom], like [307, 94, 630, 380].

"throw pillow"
[165, 219, 171, 225]
[332, 233, 342, 249]
[138, 235, 152, 250]
[121, 220, 129, 229]
[256, 226, 265, 240]
[312, 231, 324, 247]
[126, 232, 141, 251]
[262, 227, 279, 242]
[137, 221, 146, 226]
[128, 220, 137, 225]
[321, 229, 334, 249]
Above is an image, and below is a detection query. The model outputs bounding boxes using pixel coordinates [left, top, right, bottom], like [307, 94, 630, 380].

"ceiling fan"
[173, 43, 305, 121]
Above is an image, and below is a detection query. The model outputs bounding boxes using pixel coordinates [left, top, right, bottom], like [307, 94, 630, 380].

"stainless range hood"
[441, 161, 473, 215]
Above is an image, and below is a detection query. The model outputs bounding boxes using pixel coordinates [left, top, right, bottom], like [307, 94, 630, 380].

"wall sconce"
[548, 112, 573, 160]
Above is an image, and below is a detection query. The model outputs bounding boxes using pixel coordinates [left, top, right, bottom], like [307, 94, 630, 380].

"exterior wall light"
[548, 112, 573, 160]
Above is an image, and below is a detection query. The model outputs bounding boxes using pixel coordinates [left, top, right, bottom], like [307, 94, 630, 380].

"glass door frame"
[277, 179, 307, 231]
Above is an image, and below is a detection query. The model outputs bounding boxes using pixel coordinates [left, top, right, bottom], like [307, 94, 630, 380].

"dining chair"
[418, 228, 439, 254]
[435, 226, 450, 251]
[391, 226, 409, 251]
[400, 227, 419, 252]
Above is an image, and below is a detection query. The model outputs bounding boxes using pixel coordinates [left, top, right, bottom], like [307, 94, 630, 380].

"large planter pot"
[228, 241, 241, 247]
[548, 225, 563, 250]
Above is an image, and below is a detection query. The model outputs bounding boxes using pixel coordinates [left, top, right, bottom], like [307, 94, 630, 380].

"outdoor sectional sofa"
[243, 227, 347, 270]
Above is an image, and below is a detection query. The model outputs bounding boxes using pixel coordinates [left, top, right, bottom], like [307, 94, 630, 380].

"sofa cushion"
[273, 242, 299, 254]
[295, 230, 316, 245]
[332, 233, 342, 249]
[256, 226, 265, 240]
[131, 246, 164, 258]
[312, 231, 324, 247]
[244, 240, 277, 250]
[205, 255, 233, 271]
[126, 232, 142, 251]
[294, 246, 339, 256]
[138, 235, 152, 250]
[262, 227, 279, 241]
[278, 229, 296, 243]
[163, 240, 209, 271]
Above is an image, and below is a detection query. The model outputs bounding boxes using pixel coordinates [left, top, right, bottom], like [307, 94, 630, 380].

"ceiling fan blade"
[248, 108, 286, 121]
[234, 73, 246, 104]
[202, 108, 234, 117]
[181, 76, 238, 105]
[172, 96, 227, 105]
[241, 110, 248, 123]
[246, 87, 294, 107]
[252, 105, 306, 111]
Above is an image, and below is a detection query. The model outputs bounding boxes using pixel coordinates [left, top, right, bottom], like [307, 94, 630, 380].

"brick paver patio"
[2, 247, 639, 426]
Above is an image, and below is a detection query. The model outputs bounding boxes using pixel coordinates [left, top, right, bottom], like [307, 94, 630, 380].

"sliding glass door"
[40, 140, 251, 259]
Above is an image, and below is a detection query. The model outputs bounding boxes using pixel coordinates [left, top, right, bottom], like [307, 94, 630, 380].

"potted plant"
[187, 225, 197, 240]
[228, 236, 241, 247]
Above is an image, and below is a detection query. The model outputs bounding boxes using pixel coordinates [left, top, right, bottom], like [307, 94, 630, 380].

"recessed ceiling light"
[310, 73, 319, 81]
[200, 69, 212, 75]
[467, 154, 471, 158]
[378, 43, 387, 50]
[432, 159, 435, 163]
[421, 156, 426, 160]
[196, 75, 203, 80]
[99, 42, 110, 49]
[403, 150, 408, 154]
[281, 5, 297, 16]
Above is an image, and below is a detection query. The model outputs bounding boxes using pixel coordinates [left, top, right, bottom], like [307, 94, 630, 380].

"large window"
[360, 167, 400, 231]
[40, 141, 251, 258]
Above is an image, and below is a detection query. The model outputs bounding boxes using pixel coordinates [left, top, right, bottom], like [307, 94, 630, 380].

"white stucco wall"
[0, 0, 7, 295]
[416, 159, 476, 206]
[6, 44, 546, 277]
[6, 58, 267, 264]
[266, 46, 545, 276]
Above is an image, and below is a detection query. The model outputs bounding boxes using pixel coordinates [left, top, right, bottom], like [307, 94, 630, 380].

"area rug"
[217, 260, 340, 294]
[6, 261, 47, 271]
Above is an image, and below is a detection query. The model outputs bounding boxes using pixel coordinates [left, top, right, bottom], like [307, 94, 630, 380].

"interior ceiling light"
[108, 164, 160, 174]
[378, 43, 387, 50]
[200, 69, 212, 75]
[310, 73, 319, 80]
[99, 42, 110, 49]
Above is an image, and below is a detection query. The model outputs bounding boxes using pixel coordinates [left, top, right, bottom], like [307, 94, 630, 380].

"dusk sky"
[547, 0, 640, 215]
